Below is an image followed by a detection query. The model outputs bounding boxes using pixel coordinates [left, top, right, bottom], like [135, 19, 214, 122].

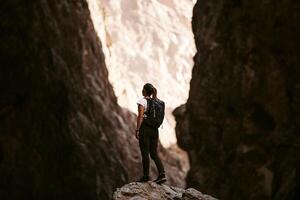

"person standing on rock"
[135, 83, 166, 184]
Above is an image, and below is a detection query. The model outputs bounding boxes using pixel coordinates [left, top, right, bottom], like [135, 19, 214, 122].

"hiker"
[135, 83, 166, 184]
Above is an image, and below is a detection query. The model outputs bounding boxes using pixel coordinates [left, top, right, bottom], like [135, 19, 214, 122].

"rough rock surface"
[0, 0, 185, 199]
[174, 0, 300, 200]
[113, 182, 217, 200]
[87, 0, 196, 147]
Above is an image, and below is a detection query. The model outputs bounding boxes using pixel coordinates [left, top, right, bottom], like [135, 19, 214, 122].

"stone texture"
[174, 0, 300, 200]
[0, 0, 185, 199]
[113, 182, 217, 200]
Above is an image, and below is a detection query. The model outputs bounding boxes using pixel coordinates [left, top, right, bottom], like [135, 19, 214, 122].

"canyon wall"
[87, 0, 196, 147]
[175, 0, 300, 200]
[0, 0, 185, 199]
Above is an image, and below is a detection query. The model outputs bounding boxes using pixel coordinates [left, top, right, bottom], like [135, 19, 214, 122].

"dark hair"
[143, 83, 157, 99]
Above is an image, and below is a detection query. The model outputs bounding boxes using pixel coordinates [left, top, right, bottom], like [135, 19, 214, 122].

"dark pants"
[139, 123, 165, 177]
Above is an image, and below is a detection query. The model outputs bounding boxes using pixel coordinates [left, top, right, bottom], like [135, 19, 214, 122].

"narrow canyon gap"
[2, 0, 299, 200]
[174, 0, 300, 200]
[87, 0, 196, 147]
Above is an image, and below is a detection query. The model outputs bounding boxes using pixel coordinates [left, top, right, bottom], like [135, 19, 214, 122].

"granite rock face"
[175, 0, 300, 200]
[0, 0, 185, 199]
[113, 182, 217, 200]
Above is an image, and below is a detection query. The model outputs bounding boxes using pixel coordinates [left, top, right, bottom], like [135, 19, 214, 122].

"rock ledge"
[113, 182, 218, 200]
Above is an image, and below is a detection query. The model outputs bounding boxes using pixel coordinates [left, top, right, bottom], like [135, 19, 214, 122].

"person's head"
[142, 83, 157, 98]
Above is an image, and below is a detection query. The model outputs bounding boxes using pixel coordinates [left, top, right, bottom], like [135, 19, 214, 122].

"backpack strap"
[144, 98, 149, 116]
[145, 98, 153, 115]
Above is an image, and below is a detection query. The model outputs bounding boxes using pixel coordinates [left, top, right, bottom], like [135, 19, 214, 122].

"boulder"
[113, 182, 218, 200]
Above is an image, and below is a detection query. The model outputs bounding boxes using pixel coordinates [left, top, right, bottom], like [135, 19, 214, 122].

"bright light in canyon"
[88, 0, 196, 147]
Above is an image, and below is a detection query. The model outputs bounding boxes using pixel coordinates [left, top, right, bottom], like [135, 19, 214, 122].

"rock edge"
[113, 182, 218, 200]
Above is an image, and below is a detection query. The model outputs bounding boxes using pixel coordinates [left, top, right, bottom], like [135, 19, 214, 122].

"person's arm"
[136, 104, 145, 139]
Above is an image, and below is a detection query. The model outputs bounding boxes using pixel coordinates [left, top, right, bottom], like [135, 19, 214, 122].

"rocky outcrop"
[175, 0, 300, 200]
[0, 0, 185, 199]
[113, 182, 217, 200]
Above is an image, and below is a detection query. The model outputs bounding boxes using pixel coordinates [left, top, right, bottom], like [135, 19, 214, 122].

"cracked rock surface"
[113, 182, 218, 200]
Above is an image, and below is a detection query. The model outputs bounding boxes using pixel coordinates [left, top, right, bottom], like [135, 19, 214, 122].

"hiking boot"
[137, 175, 149, 182]
[154, 173, 166, 184]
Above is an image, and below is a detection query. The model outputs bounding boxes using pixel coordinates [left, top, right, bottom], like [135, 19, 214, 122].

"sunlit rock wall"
[174, 0, 300, 199]
[87, 0, 196, 147]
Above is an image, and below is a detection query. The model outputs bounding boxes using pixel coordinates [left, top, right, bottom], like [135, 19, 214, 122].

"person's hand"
[135, 129, 139, 140]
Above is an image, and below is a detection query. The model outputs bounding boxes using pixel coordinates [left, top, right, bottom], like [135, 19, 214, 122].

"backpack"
[143, 98, 165, 128]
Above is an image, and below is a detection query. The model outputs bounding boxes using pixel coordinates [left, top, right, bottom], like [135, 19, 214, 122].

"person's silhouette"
[135, 83, 166, 184]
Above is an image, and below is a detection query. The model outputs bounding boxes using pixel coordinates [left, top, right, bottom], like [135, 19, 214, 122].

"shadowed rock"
[0, 0, 186, 199]
[174, 0, 300, 199]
